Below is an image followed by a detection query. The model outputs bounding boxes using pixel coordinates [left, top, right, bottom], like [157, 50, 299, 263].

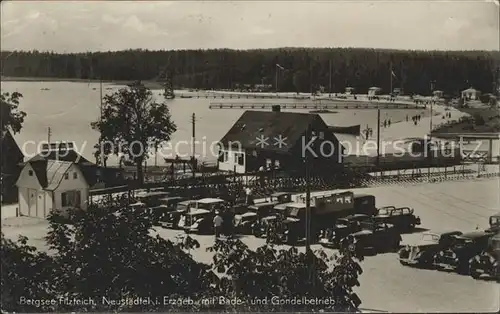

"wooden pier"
[208, 102, 427, 110]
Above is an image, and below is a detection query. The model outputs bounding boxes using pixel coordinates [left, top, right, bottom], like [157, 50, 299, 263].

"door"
[37, 193, 45, 218]
[28, 189, 37, 217]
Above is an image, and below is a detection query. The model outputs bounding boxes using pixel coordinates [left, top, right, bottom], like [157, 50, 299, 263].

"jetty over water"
[209, 102, 427, 110]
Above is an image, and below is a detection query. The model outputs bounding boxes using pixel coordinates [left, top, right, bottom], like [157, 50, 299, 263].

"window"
[73, 172, 78, 179]
[236, 153, 244, 166]
[61, 190, 81, 207]
[319, 131, 325, 139]
[28, 170, 33, 176]
[223, 151, 228, 162]
[64, 173, 69, 180]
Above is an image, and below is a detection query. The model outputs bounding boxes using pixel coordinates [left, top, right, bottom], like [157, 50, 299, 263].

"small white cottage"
[16, 160, 90, 218]
[461, 87, 481, 100]
[368, 87, 382, 96]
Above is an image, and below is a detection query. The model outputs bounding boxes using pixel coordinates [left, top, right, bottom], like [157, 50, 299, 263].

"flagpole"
[275, 65, 278, 94]
[390, 61, 393, 95]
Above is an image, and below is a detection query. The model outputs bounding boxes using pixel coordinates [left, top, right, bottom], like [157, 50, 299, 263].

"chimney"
[272, 105, 281, 112]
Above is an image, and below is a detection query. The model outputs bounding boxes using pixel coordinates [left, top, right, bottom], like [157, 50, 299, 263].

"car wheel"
[470, 268, 481, 279]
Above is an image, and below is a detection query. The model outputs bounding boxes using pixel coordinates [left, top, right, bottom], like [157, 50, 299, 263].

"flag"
[276, 64, 284, 70]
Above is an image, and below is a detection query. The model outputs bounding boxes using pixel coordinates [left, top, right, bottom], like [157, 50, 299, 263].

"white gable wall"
[218, 148, 246, 174]
[16, 163, 44, 217]
[53, 164, 89, 217]
[16, 163, 89, 218]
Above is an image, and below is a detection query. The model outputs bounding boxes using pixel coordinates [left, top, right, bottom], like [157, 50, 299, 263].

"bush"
[473, 113, 486, 126]
[1, 197, 364, 312]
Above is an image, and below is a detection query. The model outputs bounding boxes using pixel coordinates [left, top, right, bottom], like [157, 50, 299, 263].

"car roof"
[354, 194, 374, 198]
[271, 192, 290, 196]
[186, 208, 211, 215]
[250, 202, 277, 208]
[457, 231, 491, 239]
[424, 230, 462, 237]
[160, 196, 184, 201]
[178, 200, 195, 205]
[286, 202, 307, 209]
[197, 198, 225, 204]
[241, 212, 258, 217]
[274, 202, 295, 210]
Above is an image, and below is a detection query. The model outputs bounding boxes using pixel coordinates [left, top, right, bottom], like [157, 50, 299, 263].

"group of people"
[406, 114, 423, 126]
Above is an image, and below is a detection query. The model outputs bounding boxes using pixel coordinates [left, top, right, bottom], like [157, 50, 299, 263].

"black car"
[318, 214, 371, 248]
[374, 206, 421, 232]
[351, 222, 401, 254]
[162, 200, 196, 229]
[180, 208, 214, 235]
[433, 231, 491, 274]
[469, 232, 500, 280]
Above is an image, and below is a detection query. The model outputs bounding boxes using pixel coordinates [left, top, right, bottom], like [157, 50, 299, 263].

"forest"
[1, 48, 499, 95]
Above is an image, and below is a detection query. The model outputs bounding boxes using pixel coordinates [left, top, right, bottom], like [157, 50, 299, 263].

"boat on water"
[180, 95, 193, 99]
[40, 88, 50, 91]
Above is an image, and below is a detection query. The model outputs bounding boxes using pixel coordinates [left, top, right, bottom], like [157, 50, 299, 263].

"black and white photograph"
[1, 0, 499, 312]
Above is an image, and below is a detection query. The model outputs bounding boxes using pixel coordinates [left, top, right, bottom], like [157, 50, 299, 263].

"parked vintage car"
[486, 212, 500, 232]
[144, 196, 186, 224]
[433, 231, 492, 274]
[234, 192, 292, 235]
[251, 201, 296, 238]
[374, 206, 421, 232]
[318, 214, 371, 248]
[351, 222, 402, 254]
[398, 230, 462, 268]
[163, 200, 196, 229]
[469, 232, 500, 280]
[137, 191, 170, 207]
[179, 208, 214, 235]
[193, 198, 226, 212]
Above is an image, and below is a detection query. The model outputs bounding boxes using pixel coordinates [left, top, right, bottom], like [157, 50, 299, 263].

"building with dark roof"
[16, 159, 90, 218]
[217, 107, 345, 174]
[23, 142, 124, 189]
[1, 129, 24, 203]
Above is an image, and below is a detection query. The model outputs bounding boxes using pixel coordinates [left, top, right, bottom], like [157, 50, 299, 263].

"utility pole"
[305, 126, 312, 256]
[191, 113, 196, 178]
[47, 127, 52, 144]
[376, 109, 381, 167]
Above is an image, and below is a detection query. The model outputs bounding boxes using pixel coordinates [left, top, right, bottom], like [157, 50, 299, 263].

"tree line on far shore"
[1, 48, 499, 95]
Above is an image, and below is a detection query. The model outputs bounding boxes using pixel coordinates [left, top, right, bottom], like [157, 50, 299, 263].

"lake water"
[1, 81, 434, 165]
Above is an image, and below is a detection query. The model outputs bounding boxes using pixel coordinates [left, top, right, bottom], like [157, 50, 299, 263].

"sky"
[1, 1, 499, 52]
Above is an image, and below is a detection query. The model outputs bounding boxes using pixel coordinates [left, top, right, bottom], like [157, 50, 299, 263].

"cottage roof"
[462, 87, 479, 93]
[21, 160, 88, 191]
[27, 148, 91, 165]
[219, 111, 322, 153]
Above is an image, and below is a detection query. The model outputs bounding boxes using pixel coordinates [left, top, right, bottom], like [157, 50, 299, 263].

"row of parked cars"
[129, 189, 423, 253]
[398, 213, 500, 281]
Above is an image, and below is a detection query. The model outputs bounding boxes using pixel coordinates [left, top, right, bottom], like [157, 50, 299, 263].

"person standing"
[245, 187, 253, 205]
[213, 211, 223, 239]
